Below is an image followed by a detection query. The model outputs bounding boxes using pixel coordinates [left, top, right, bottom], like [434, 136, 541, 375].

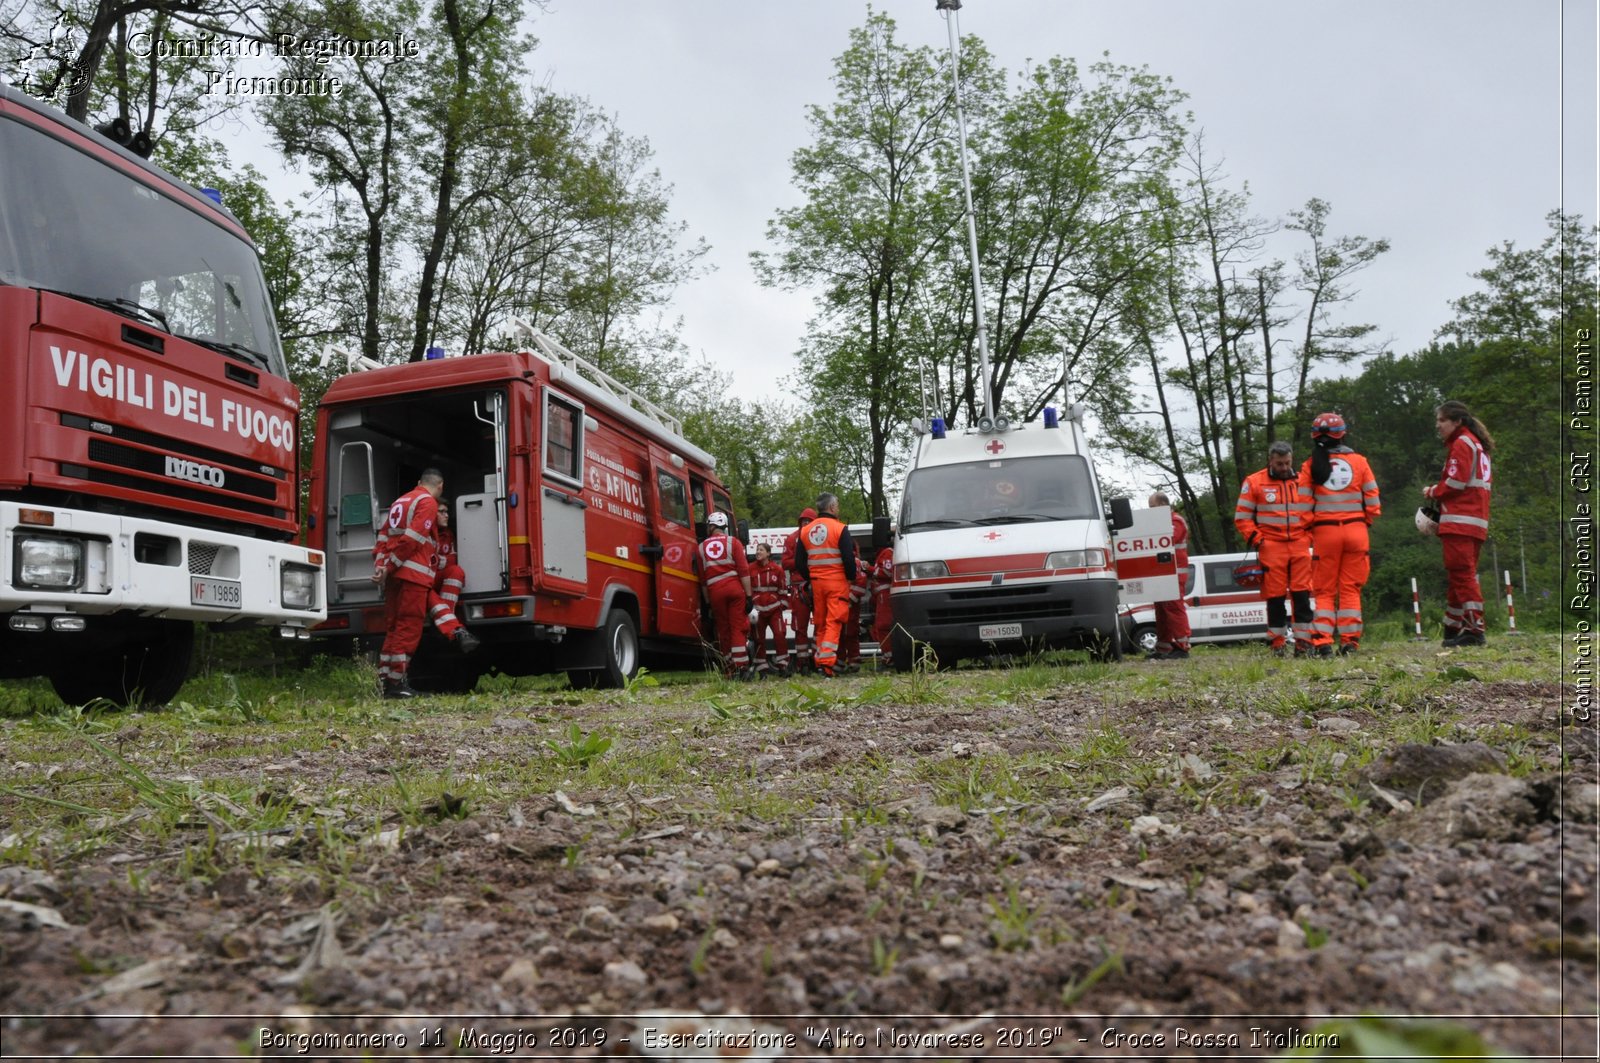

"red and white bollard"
[1411, 577, 1427, 640]
[1504, 569, 1522, 635]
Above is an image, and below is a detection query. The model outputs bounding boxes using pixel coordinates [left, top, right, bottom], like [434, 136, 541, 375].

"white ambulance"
[1120, 551, 1277, 653]
[889, 405, 1178, 669]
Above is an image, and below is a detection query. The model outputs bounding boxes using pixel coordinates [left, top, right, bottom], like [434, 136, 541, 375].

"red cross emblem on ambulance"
[985, 439, 1006, 455]
[982, 531, 1005, 542]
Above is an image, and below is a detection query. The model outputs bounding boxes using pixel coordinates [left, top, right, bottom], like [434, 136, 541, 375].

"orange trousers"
[1310, 522, 1370, 648]
[810, 578, 851, 672]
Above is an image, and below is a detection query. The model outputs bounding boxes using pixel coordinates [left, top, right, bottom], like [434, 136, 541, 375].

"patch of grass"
[545, 725, 613, 767]
[1059, 945, 1124, 1007]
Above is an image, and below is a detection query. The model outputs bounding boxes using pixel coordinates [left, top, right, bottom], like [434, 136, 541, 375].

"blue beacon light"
[930, 417, 946, 439]
[1043, 406, 1059, 429]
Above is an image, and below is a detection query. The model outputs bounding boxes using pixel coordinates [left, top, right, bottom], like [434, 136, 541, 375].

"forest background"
[3, 0, 1592, 630]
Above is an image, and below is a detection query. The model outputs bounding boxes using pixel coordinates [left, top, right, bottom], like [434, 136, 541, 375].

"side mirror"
[1109, 497, 1134, 531]
[872, 516, 892, 551]
[736, 518, 750, 545]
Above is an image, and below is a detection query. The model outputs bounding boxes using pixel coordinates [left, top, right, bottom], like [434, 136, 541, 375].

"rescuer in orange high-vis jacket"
[794, 493, 858, 678]
[1301, 412, 1382, 657]
[372, 469, 445, 698]
[1235, 442, 1315, 655]
[695, 510, 753, 678]
[782, 507, 818, 673]
[1423, 399, 1495, 647]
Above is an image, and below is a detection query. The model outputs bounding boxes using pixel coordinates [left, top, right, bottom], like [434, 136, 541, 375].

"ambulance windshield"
[899, 455, 1099, 530]
[0, 115, 287, 378]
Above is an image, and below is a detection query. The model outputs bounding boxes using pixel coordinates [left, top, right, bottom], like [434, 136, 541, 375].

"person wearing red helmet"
[1234, 442, 1315, 656]
[1423, 400, 1495, 646]
[695, 510, 753, 678]
[1301, 412, 1382, 656]
[782, 507, 818, 673]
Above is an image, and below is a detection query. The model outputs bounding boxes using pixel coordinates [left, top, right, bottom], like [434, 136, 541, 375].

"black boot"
[383, 677, 418, 699]
[453, 629, 481, 654]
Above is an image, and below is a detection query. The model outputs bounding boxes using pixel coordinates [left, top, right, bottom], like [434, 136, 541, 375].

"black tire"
[569, 608, 639, 690]
[1129, 623, 1159, 656]
[890, 626, 915, 673]
[1089, 629, 1123, 663]
[51, 620, 194, 709]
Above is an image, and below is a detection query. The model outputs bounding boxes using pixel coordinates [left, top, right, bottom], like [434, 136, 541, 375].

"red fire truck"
[0, 85, 326, 706]
[307, 328, 737, 690]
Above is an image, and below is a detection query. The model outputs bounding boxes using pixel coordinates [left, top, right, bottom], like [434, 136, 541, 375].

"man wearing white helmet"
[695, 510, 754, 678]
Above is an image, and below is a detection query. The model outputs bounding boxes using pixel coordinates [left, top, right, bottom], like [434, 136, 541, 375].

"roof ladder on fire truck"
[510, 319, 684, 441]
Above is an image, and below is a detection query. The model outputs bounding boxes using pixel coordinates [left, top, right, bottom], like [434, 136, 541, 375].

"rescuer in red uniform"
[1147, 490, 1191, 660]
[795, 493, 858, 678]
[1302, 412, 1382, 656]
[1423, 399, 1495, 647]
[424, 504, 480, 654]
[841, 561, 869, 671]
[869, 544, 896, 666]
[782, 507, 818, 674]
[1235, 442, 1315, 656]
[696, 510, 754, 678]
[749, 541, 790, 677]
[372, 469, 445, 698]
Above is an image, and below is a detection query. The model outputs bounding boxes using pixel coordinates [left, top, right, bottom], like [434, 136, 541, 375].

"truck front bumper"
[891, 577, 1120, 656]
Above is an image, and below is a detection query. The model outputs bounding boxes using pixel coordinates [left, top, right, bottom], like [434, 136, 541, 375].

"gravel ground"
[0, 636, 1595, 1059]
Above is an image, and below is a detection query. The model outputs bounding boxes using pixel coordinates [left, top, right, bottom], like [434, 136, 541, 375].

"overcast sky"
[524, 0, 1597, 408]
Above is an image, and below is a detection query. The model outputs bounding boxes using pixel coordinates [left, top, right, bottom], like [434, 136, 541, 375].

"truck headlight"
[281, 562, 319, 610]
[894, 561, 948, 580]
[17, 537, 82, 589]
[1045, 549, 1107, 570]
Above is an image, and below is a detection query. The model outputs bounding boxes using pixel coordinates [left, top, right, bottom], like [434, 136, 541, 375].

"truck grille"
[927, 585, 1070, 624]
[62, 413, 288, 521]
[188, 542, 222, 575]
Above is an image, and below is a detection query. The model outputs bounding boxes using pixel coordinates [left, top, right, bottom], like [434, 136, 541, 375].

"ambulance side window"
[1206, 561, 1239, 592]
[543, 393, 583, 486]
[657, 470, 690, 527]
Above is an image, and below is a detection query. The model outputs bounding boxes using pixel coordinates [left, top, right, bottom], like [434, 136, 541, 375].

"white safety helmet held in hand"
[1415, 506, 1440, 537]
[707, 511, 729, 529]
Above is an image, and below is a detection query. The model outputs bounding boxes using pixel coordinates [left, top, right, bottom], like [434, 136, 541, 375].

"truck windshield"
[900, 455, 1100, 529]
[0, 115, 287, 378]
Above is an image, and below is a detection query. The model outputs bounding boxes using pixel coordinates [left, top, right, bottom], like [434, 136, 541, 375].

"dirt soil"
[1, 642, 1596, 1059]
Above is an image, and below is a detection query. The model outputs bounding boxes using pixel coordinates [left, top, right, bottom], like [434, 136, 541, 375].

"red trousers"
[790, 584, 812, 664]
[705, 581, 750, 672]
[428, 563, 466, 640]
[752, 605, 789, 668]
[1311, 522, 1370, 647]
[1441, 534, 1485, 634]
[380, 578, 430, 682]
[1153, 600, 1190, 652]
[871, 589, 894, 659]
[811, 579, 851, 671]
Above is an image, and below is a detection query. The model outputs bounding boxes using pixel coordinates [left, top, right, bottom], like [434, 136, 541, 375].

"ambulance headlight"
[894, 561, 948, 580]
[280, 562, 319, 610]
[1045, 549, 1107, 570]
[17, 537, 82, 590]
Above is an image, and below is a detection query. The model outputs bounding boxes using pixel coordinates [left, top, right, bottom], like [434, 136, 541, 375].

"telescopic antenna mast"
[936, 0, 994, 423]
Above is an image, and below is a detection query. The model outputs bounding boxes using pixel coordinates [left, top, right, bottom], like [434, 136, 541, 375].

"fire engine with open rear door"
[307, 327, 739, 690]
[0, 84, 325, 707]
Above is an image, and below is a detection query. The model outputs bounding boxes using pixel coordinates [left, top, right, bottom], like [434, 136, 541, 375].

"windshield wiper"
[902, 518, 978, 531]
[179, 334, 270, 372]
[41, 288, 169, 332]
[975, 513, 1060, 525]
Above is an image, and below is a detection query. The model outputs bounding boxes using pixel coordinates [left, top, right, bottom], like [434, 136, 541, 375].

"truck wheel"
[570, 609, 639, 690]
[51, 620, 194, 709]
[1129, 623, 1158, 656]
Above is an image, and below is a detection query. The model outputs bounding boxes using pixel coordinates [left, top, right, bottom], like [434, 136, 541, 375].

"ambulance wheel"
[889, 628, 914, 673]
[1128, 623, 1158, 656]
[571, 608, 639, 690]
[1089, 630, 1123, 663]
[51, 619, 194, 709]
